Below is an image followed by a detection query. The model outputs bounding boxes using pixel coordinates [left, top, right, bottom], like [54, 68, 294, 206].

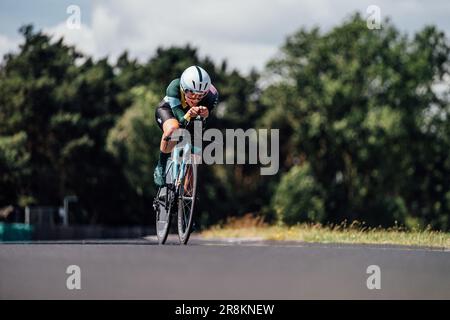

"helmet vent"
[192, 80, 196, 90]
[195, 66, 203, 82]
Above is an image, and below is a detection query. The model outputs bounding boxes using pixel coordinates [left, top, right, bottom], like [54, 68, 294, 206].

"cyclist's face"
[184, 90, 207, 107]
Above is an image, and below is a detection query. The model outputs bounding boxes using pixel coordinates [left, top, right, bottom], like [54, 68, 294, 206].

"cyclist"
[154, 65, 219, 186]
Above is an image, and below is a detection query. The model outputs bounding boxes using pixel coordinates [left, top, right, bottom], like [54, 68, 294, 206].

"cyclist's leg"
[183, 165, 193, 196]
[154, 103, 180, 186]
[160, 119, 179, 153]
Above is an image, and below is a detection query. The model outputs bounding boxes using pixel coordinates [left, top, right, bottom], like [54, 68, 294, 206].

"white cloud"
[3, 0, 450, 73]
[0, 34, 20, 61]
[44, 23, 97, 57]
[40, 0, 356, 72]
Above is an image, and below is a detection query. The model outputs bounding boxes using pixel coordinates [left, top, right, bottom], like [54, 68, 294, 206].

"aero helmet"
[180, 65, 211, 95]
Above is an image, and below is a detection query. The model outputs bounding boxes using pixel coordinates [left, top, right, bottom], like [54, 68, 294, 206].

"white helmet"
[180, 66, 211, 94]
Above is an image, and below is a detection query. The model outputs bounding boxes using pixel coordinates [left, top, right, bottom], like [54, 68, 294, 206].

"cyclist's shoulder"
[166, 78, 181, 98]
[202, 84, 219, 108]
[163, 78, 182, 109]
[209, 84, 219, 97]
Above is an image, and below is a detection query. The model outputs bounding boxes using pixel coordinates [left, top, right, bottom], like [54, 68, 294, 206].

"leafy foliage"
[262, 14, 450, 229]
[273, 163, 326, 225]
[1, 15, 449, 231]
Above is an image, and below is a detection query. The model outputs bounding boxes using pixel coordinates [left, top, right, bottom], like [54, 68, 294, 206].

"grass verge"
[201, 214, 450, 249]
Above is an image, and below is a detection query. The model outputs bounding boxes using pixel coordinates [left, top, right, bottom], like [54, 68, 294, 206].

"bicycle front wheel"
[155, 160, 174, 244]
[177, 161, 198, 244]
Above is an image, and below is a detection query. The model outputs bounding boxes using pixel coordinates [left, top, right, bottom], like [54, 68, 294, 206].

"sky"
[0, 0, 449, 74]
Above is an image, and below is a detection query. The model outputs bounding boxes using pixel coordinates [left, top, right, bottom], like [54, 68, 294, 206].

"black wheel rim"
[178, 161, 197, 244]
[155, 160, 174, 244]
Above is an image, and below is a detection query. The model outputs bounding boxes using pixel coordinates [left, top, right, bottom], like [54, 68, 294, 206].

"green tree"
[262, 14, 450, 229]
[273, 163, 325, 225]
[0, 25, 133, 224]
[0, 132, 31, 206]
[107, 87, 161, 223]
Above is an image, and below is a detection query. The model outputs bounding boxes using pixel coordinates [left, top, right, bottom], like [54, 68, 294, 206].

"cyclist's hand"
[187, 107, 200, 118]
[198, 106, 209, 118]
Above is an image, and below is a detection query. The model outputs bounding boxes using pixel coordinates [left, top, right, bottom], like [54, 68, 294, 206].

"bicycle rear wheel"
[155, 160, 174, 244]
[177, 160, 198, 244]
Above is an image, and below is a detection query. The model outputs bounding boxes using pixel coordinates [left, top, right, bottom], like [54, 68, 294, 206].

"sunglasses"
[184, 89, 208, 100]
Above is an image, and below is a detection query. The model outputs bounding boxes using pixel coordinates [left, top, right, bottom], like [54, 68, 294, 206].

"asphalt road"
[1, 236, 449, 299]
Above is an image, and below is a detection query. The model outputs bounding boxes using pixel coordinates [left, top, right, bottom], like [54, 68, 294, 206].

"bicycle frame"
[169, 118, 203, 189]
[170, 141, 202, 188]
[154, 117, 202, 244]
[171, 143, 188, 188]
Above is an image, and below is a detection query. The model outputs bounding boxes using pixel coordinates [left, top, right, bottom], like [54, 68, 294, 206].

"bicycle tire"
[177, 158, 198, 244]
[155, 160, 174, 244]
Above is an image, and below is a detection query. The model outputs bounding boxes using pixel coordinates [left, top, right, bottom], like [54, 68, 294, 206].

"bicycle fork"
[172, 143, 190, 189]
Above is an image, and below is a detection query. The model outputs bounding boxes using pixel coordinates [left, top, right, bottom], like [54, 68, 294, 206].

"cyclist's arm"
[165, 82, 219, 127]
[201, 87, 219, 128]
[170, 106, 189, 126]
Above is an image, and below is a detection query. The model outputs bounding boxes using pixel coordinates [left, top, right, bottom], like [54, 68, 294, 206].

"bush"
[272, 163, 326, 225]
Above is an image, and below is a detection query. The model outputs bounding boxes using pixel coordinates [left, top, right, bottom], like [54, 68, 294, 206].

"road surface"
[1, 236, 449, 299]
